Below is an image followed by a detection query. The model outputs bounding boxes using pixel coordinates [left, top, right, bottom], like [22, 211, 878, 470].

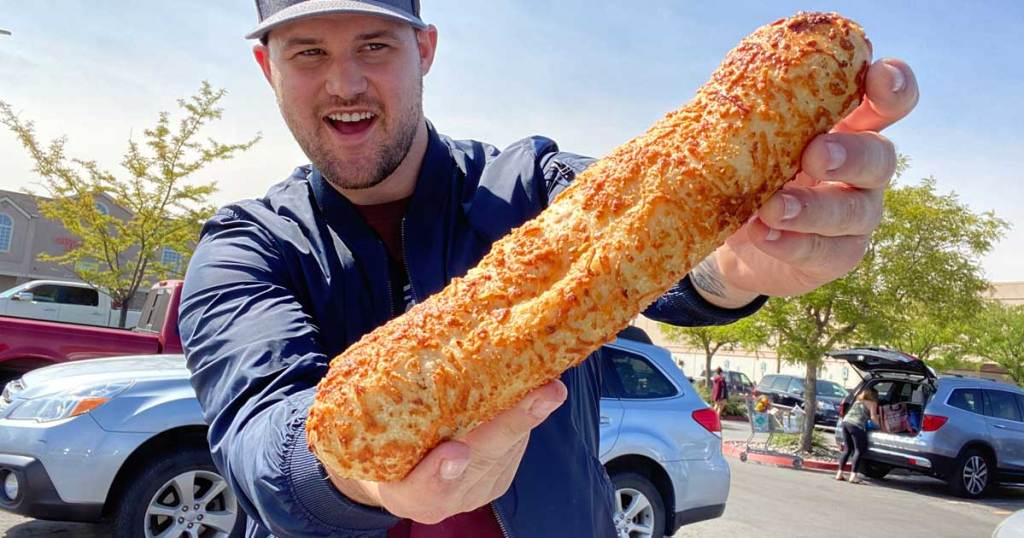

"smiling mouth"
[324, 111, 377, 136]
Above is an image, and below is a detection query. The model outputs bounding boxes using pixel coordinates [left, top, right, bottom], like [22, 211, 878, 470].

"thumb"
[403, 440, 473, 484]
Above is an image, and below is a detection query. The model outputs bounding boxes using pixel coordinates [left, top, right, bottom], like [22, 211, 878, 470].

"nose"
[324, 58, 368, 100]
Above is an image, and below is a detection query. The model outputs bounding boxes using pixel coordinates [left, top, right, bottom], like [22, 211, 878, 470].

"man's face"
[255, 15, 436, 191]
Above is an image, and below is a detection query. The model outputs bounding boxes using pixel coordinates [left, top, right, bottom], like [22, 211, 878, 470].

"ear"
[253, 43, 274, 86]
[416, 25, 439, 76]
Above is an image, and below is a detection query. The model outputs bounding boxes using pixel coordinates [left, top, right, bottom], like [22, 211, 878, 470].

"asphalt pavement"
[2, 421, 1021, 537]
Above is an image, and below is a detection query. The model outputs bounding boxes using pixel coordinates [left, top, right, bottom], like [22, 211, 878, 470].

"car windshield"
[816, 381, 848, 398]
[0, 286, 24, 298]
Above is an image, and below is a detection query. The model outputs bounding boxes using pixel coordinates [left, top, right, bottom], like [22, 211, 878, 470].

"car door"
[781, 377, 804, 408]
[982, 390, 1024, 471]
[4, 283, 60, 321]
[598, 346, 625, 458]
[57, 285, 104, 326]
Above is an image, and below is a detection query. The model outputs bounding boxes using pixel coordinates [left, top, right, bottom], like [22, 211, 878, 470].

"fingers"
[835, 59, 919, 133]
[758, 182, 883, 237]
[800, 131, 896, 189]
[461, 379, 567, 462]
[745, 218, 869, 277]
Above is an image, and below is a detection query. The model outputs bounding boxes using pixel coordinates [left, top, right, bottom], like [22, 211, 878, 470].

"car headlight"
[7, 381, 133, 422]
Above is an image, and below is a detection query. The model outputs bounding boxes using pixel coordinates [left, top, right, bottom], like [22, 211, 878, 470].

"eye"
[296, 48, 325, 58]
[364, 43, 390, 53]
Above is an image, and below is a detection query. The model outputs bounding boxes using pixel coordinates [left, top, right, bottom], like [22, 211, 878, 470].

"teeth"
[328, 112, 375, 123]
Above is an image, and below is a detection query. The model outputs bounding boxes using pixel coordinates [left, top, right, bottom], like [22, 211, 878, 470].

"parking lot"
[2, 421, 1020, 537]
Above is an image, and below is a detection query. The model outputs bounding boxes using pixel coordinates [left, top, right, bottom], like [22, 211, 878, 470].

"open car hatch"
[827, 347, 936, 380]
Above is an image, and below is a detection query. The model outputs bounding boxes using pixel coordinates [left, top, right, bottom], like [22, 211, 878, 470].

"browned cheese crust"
[308, 12, 871, 481]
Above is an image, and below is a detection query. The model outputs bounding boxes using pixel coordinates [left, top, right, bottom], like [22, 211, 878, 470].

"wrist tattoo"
[691, 257, 728, 299]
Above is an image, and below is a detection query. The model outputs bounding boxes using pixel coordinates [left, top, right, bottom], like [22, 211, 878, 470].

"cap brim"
[245, 0, 426, 40]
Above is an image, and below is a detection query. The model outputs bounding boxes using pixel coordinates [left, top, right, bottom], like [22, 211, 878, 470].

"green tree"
[659, 318, 767, 388]
[1, 82, 260, 327]
[757, 176, 1006, 453]
[968, 301, 1024, 385]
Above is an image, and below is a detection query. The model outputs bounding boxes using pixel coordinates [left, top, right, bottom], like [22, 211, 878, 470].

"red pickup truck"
[0, 280, 183, 385]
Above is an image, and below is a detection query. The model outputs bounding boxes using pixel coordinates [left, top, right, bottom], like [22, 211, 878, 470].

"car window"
[603, 347, 677, 399]
[599, 348, 624, 399]
[984, 390, 1022, 422]
[770, 376, 791, 391]
[816, 381, 848, 398]
[756, 376, 774, 390]
[61, 286, 99, 307]
[738, 372, 753, 387]
[948, 388, 984, 415]
[787, 378, 804, 394]
[28, 284, 60, 303]
[871, 381, 896, 403]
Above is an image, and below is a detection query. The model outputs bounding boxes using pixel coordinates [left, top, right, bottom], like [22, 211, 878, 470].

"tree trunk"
[799, 361, 819, 453]
[117, 302, 130, 328]
[776, 355, 782, 374]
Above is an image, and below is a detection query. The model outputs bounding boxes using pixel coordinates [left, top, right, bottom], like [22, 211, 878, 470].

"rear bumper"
[673, 503, 725, 530]
[865, 446, 955, 478]
[666, 453, 730, 532]
[0, 454, 103, 522]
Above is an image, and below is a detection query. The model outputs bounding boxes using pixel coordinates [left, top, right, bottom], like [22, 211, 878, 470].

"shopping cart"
[740, 396, 806, 467]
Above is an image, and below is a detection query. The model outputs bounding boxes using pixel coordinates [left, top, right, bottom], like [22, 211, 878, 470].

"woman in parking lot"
[837, 387, 881, 483]
[711, 368, 729, 416]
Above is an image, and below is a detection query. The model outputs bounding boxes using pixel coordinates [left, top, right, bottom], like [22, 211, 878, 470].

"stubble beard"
[283, 81, 423, 192]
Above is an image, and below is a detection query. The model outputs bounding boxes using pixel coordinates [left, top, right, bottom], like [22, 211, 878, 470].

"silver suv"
[831, 348, 1024, 498]
[0, 331, 728, 537]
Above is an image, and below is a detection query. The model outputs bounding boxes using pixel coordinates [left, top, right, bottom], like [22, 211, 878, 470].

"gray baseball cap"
[246, 0, 426, 40]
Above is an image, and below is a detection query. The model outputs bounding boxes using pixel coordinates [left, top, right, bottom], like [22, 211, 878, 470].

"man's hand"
[327, 380, 567, 524]
[691, 58, 921, 308]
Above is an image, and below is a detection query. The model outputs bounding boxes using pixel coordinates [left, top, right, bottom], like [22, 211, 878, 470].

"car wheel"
[948, 448, 993, 499]
[610, 472, 665, 538]
[112, 445, 245, 538]
[862, 461, 891, 480]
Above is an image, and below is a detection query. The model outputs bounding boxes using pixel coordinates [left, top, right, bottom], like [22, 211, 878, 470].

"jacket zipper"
[379, 238, 395, 318]
[491, 502, 511, 538]
[399, 218, 419, 305]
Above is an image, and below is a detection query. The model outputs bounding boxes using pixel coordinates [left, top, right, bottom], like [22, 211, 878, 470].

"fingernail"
[826, 141, 847, 171]
[765, 229, 782, 241]
[885, 63, 905, 93]
[781, 194, 801, 220]
[440, 459, 469, 480]
[529, 399, 561, 419]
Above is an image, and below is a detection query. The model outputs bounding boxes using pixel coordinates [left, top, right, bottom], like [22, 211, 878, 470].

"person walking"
[837, 387, 881, 484]
[711, 367, 730, 416]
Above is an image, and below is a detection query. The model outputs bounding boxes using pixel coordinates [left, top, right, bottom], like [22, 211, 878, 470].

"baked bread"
[308, 12, 871, 481]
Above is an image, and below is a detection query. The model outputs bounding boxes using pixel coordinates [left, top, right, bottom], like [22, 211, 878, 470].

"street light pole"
[0, 29, 11, 37]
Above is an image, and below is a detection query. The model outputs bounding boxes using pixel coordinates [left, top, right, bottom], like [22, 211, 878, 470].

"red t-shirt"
[353, 198, 505, 538]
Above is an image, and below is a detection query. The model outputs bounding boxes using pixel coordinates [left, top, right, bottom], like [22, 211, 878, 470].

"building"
[0, 189, 183, 303]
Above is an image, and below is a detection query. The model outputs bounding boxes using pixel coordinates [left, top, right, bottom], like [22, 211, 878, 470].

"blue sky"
[1, 1, 1021, 281]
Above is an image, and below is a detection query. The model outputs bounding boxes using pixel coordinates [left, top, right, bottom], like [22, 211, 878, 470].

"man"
[179, 1, 919, 536]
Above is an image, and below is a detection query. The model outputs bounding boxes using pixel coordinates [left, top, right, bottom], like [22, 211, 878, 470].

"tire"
[112, 445, 246, 538]
[862, 461, 892, 480]
[948, 448, 993, 499]
[610, 472, 665, 538]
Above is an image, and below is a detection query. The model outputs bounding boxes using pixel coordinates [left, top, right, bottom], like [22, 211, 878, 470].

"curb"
[723, 441, 850, 472]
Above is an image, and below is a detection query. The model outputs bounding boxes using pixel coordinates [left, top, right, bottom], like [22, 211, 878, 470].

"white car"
[0, 280, 141, 328]
[0, 335, 728, 537]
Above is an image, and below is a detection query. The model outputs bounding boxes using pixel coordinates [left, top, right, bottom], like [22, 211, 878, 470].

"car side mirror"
[11, 291, 33, 302]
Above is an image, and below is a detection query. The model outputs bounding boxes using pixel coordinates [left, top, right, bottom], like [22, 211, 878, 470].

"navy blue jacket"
[179, 124, 764, 537]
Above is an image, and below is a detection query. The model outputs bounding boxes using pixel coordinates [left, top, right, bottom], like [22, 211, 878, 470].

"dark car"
[753, 374, 849, 427]
[699, 369, 755, 396]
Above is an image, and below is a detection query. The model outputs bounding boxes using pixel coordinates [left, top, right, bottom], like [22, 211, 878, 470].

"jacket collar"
[307, 121, 457, 304]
